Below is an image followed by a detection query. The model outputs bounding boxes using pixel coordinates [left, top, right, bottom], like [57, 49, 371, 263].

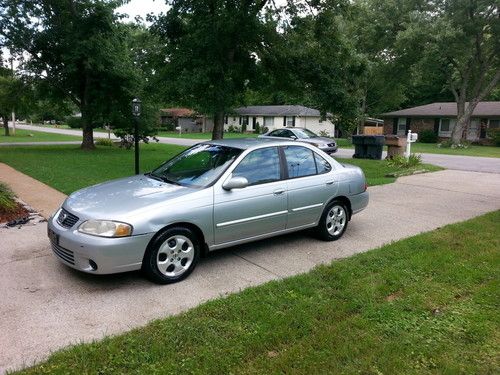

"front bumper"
[319, 146, 338, 154]
[47, 212, 155, 274]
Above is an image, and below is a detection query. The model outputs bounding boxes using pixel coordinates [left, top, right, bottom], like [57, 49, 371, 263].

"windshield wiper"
[145, 172, 164, 182]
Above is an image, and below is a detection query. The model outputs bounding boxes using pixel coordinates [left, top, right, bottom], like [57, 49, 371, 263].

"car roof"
[203, 137, 297, 150]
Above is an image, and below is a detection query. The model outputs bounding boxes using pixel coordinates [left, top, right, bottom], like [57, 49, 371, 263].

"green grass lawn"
[411, 142, 500, 158]
[0, 129, 81, 143]
[336, 138, 499, 158]
[14, 211, 499, 374]
[336, 157, 442, 186]
[0, 144, 441, 194]
[0, 144, 185, 194]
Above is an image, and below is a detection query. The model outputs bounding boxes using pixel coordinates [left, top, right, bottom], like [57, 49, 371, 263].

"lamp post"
[132, 98, 141, 175]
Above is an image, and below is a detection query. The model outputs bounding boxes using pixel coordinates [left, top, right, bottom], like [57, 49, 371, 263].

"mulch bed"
[0, 202, 32, 224]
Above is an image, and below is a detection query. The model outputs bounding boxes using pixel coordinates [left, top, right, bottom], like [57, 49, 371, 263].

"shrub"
[418, 129, 438, 143]
[95, 138, 114, 147]
[319, 130, 330, 137]
[0, 183, 16, 213]
[487, 128, 500, 147]
[261, 126, 269, 134]
[387, 154, 422, 169]
[66, 116, 82, 129]
[254, 122, 261, 134]
[227, 125, 240, 133]
[241, 122, 247, 133]
[438, 140, 471, 149]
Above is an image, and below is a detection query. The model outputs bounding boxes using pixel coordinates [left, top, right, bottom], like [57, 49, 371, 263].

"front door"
[214, 147, 287, 245]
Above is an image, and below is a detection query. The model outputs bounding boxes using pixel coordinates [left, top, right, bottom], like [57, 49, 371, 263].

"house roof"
[234, 105, 325, 117]
[160, 108, 196, 117]
[380, 101, 500, 118]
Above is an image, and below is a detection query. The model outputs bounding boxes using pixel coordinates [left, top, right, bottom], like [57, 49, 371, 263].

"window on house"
[489, 119, 500, 129]
[397, 118, 407, 133]
[286, 116, 295, 127]
[440, 119, 451, 132]
[264, 116, 274, 128]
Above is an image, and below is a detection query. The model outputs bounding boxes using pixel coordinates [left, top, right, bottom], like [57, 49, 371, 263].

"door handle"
[326, 180, 335, 185]
[273, 189, 285, 195]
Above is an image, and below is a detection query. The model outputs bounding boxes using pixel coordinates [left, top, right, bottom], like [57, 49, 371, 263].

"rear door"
[282, 145, 338, 229]
[213, 146, 287, 245]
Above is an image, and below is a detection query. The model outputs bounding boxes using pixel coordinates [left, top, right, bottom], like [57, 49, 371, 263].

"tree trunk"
[80, 109, 95, 150]
[451, 99, 478, 144]
[2, 117, 9, 136]
[80, 70, 95, 149]
[212, 111, 224, 140]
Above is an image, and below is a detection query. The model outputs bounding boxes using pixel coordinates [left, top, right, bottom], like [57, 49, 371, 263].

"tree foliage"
[0, 0, 140, 149]
[152, 0, 273, 139]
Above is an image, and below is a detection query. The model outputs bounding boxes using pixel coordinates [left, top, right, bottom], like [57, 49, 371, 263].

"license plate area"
[48, 228, 59, 245]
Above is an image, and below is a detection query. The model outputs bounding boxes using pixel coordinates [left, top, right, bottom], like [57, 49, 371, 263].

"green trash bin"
[352, 135, 385, 159]
[352, 135, 367, 158]
[364, 135, 385, 159]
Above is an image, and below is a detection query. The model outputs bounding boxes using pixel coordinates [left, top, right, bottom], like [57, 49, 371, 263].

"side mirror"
[223, 176, 249, 190]
[290, 135, 297, 140]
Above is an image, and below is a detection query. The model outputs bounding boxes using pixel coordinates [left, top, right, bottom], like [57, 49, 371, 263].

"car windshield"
[294, 129, 319, 139]
[149, 144, 242, 188]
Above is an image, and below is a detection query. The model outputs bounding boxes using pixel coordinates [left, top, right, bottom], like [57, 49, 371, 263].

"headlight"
[78, 220, 132, 237]
[314, 143, 328, 148]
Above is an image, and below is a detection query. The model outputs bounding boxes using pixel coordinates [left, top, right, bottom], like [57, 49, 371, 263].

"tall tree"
[256, 1, 366, 134]
[0, 67, 33, 136]
[0, 0, 138, 149]
[152, 0, 272, 140]
[397, 0, 499, 143]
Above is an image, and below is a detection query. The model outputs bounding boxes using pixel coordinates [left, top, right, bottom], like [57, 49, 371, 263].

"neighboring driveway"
[1, 169, 499, 373]
[10, 124, 500, 173]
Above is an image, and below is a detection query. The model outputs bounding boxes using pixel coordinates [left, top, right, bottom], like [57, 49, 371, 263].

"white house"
[225, 105, 335, 135]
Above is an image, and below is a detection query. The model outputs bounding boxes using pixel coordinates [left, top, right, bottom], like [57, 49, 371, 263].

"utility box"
[385, 135, 405, 159]
[352, 135, 385, 160]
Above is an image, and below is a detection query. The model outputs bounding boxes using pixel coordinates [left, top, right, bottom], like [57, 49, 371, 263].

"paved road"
[9, 124, 500, 173]
[1, 169, 499, 373]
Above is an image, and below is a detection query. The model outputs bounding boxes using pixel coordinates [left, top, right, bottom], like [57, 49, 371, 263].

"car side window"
[283, 130, 295, 138]
[270, 129, 285, 137]
[283, 146, 317, 178]
[232, 147, 281, 185]
[314, 152, 332, 174]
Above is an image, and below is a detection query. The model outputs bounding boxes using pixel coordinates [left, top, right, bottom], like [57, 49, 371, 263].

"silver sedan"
[48, 138, 368, 284]
[259, 127, 338, 154]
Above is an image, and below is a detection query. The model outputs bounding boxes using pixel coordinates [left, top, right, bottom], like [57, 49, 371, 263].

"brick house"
[380, 101, 500, 142]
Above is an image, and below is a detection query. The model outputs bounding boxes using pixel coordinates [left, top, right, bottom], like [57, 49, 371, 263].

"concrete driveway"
[1, 169, 499, 373]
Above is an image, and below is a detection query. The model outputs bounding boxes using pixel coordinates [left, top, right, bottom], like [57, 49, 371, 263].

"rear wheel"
[143, 227, 200, 284]
[316, 200, 349, 241]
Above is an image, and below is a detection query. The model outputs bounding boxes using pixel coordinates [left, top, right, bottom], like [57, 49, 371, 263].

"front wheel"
[315, 200, 349, 241]
[143, 227, 200, 284]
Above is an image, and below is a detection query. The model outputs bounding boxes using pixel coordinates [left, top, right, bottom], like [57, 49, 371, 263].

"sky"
[116, 0, 170, 22]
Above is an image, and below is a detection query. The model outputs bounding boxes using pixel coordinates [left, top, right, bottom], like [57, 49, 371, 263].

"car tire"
[143, 227, 200, 284]
[315, 200, 349, 241]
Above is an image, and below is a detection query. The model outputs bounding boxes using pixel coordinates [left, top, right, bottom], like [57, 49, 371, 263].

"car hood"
[302, 137, 335, 144]
[64, 175, 194, 218]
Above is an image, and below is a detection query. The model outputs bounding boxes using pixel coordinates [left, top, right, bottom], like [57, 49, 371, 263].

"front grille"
[57, 208, 79, 229]
[50, 241, 75, 265]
